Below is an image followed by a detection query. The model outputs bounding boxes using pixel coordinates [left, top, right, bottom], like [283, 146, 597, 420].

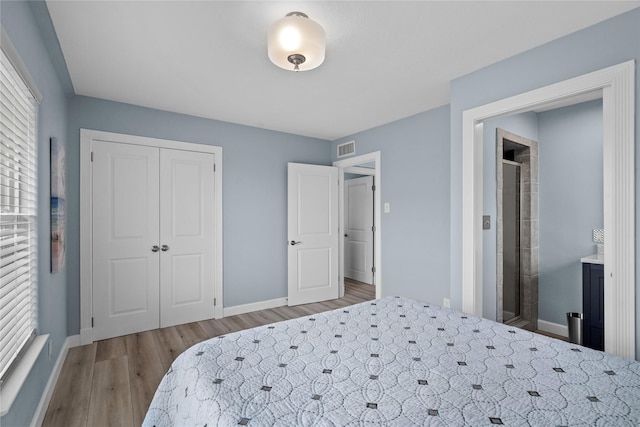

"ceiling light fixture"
[268, 12, 325, 72]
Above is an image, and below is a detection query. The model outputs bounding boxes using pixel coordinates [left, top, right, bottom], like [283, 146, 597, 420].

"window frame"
[0, 25, 43, 414]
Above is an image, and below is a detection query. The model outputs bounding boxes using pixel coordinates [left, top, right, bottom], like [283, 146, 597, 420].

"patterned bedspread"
[143, 296, 640, 426]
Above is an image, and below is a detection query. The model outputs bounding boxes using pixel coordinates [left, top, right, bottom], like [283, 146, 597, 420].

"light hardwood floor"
[42, 280, 375, 427]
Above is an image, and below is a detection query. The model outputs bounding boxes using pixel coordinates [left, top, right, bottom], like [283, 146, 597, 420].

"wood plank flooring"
[534, 329, 569, 342]
[42, 280, 375, 427]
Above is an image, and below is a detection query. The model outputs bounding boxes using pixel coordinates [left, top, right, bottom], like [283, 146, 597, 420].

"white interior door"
[288, 163, 339, 306]
[344, 176, 374, 284]
[159, 149, 216, 327]
[92, 141, 160, 341]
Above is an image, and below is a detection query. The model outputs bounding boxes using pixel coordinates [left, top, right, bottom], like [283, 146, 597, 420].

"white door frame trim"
[79, 129, 224, 345]
[334, 151, 382, 299]
[461, 61, 635, 358]
[344, 166, 375, 176]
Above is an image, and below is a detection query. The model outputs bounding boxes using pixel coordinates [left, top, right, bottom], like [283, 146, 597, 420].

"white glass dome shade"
[268, 12, 326, 72]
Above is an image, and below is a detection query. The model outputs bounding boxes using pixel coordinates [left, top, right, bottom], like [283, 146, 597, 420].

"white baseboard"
[223, 297, 288, 317]
[66, 334, 80, 348]
[79, 328, 93, 346]
[537, 319, 568, 338]
[30, 334, 79, 427]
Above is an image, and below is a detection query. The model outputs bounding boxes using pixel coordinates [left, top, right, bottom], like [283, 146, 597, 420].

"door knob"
[290, 240, 302, 246]
[344, 234, 348, 237]
[161, 245, 169, 251]
[151, 245, 159, 252]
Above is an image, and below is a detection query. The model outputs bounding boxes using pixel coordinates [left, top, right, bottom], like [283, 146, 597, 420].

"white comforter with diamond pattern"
[144, 296, 640, 426]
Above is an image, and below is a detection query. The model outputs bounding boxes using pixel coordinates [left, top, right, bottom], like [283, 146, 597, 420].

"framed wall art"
[51, 137, 65, 273]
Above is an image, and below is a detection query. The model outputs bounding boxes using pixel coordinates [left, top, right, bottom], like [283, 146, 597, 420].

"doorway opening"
[496, 129, 538, 330]
[461, 61, 635, 358]
[334, 152, 382, 300]
[344, 174, 375, 286]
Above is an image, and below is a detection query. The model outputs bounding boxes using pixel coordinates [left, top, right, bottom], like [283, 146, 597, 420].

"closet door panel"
[160, 149, 216, 327]
[92, 141, 160, 340]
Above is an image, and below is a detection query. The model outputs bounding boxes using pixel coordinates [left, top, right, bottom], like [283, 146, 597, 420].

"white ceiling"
[46, 1, 639, 141]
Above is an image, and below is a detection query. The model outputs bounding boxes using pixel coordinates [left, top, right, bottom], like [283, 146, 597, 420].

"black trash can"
[566, 312, 583, 345]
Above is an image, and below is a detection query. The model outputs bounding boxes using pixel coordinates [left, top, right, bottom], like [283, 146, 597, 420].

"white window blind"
[0, 46, 38, 387]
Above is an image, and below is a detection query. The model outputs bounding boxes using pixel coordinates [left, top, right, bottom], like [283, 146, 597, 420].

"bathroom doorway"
[497, 129, 538, 330]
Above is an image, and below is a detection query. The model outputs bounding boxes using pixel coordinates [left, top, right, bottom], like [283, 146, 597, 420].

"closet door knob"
[161, 245, 170, 252]
[151, 245, 160, 252]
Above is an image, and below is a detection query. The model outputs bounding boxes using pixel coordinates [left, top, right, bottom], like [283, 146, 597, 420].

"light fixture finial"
[287, 54, 306, 72]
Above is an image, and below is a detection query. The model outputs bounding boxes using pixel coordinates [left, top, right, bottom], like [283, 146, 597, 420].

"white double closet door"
[92, 141, 216, 341]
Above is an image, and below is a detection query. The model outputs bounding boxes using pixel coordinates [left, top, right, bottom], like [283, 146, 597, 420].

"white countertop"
[581, 254, 604, 265]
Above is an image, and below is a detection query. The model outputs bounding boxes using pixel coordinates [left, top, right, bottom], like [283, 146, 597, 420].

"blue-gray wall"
[538, 100, 603, 325]
[1, 2, 69, 426]
[331, 106, 451, 305]
[66, 96, 330, 335]
[450, 8, 640, 357]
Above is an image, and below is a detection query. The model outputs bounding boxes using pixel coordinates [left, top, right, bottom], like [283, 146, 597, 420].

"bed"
[143, 296, 640, 426]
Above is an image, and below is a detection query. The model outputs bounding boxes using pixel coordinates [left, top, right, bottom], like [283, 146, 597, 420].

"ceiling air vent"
[337, 140, 355, 158]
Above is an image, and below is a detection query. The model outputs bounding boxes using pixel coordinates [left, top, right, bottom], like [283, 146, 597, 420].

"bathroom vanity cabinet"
[582, 261, 604, 351]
